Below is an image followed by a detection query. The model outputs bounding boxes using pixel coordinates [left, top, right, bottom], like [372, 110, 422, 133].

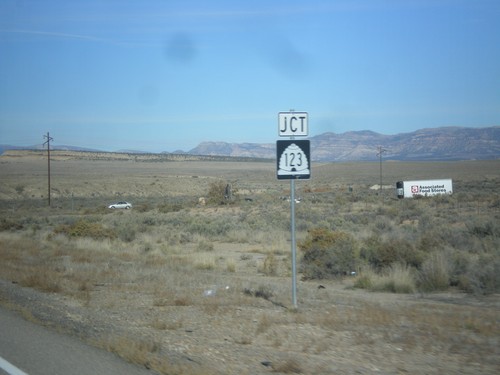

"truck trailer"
[396, 179, 453, 199]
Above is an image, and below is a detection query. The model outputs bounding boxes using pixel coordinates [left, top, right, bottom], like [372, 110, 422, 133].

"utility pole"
[377, 146, 387, 196]
[43, 132, 53, 207]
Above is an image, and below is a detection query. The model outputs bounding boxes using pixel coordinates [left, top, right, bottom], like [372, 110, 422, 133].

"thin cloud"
[2, 29, 106, 41]
[0, 29, 141, 47]
[2, 112, 272, 126]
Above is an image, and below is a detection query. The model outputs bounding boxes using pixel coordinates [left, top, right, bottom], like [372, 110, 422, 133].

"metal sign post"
[276, 111, 310, 309]
[290, 177, 297, 308]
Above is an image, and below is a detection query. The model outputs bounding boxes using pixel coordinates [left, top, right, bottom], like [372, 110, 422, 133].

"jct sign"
[278, 112, 308, 137]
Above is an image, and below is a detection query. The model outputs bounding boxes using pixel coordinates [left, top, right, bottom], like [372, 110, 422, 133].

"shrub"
[463, 253, 500, 295]
[188, 216, 236, 238]
[417, 251, 450, 292]
[21, 269, 62, 293]
[0, 218, 24, 231]
[360, 235, 423, 270]
[196, 240, 214, 252]
[375, 263, 416, 293]
[299, 228, 357, 280]
[261, 253, 278, 276]
[226, 259, 236, 273]
[354, 264, 416, 294]
[117, 225, 136, 242]
[158, 202, 183, 213]
[54, 219, 116, 240]
[134, 203, 152, 212]
[242, 285, 275, 302]
[207, 180, 234, 205]
[447, 250, 470, 287]
[353, 273, 373, 289]
[417, 226, 448, 253]
[467, 218, 500, 238]
[194, 254, 216, 270]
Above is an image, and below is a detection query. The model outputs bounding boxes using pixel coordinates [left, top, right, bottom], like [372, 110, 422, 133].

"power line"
[43, 132, 53, 207]
[376, 146, 387, 196]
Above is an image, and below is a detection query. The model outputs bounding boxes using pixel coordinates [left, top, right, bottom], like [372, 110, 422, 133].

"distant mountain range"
[1, 126, 499, 162]
[189, 126, 500, 161]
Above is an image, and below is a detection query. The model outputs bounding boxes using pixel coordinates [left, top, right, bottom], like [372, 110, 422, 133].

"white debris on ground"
[369, 184, 394, 190]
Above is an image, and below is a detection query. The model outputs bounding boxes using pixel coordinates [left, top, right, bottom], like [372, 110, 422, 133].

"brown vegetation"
[0, 152, 499, 374]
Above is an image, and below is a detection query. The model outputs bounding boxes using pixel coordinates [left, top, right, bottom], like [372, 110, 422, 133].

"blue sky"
[1, 0, 499, 152]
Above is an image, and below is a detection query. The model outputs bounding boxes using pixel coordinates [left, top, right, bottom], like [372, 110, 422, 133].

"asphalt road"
[0, 306, 155, 375]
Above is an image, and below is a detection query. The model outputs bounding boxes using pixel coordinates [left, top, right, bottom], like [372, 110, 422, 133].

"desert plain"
[0, 150, 499, 374]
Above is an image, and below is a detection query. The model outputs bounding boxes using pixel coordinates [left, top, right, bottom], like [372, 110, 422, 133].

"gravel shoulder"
[1, 277, 499, 375]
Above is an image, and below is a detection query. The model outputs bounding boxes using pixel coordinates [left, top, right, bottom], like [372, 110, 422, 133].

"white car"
[108, 201, 132, 209]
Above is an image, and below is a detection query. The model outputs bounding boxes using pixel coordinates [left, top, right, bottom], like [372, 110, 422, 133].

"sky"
[1, 0, 499, 153]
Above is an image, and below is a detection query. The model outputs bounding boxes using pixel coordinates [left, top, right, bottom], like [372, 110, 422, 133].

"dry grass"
[1, 156, 499, 374]
[97, 335, 215, 375]
[271, 358, 304, 373]
[226, 258, 236, 273]
[194, 254, 217, 270]
[355, 263, 416, 293]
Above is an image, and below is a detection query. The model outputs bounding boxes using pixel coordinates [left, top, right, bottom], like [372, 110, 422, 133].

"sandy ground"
[1, 270, 499, 375]
[1, 153, 499, 374]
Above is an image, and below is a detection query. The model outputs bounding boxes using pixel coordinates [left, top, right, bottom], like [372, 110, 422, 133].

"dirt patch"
[1, 157, 499, 374]
[1, 274, 498, 375]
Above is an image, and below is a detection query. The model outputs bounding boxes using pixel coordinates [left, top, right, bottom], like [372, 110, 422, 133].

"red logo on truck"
[411, 185, 419, 194]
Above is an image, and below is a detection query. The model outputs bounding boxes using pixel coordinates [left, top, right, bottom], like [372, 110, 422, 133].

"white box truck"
[396, 179, 453, 199]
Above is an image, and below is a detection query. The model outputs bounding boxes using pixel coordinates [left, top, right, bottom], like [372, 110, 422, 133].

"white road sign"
[278, 112, 308, 137]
